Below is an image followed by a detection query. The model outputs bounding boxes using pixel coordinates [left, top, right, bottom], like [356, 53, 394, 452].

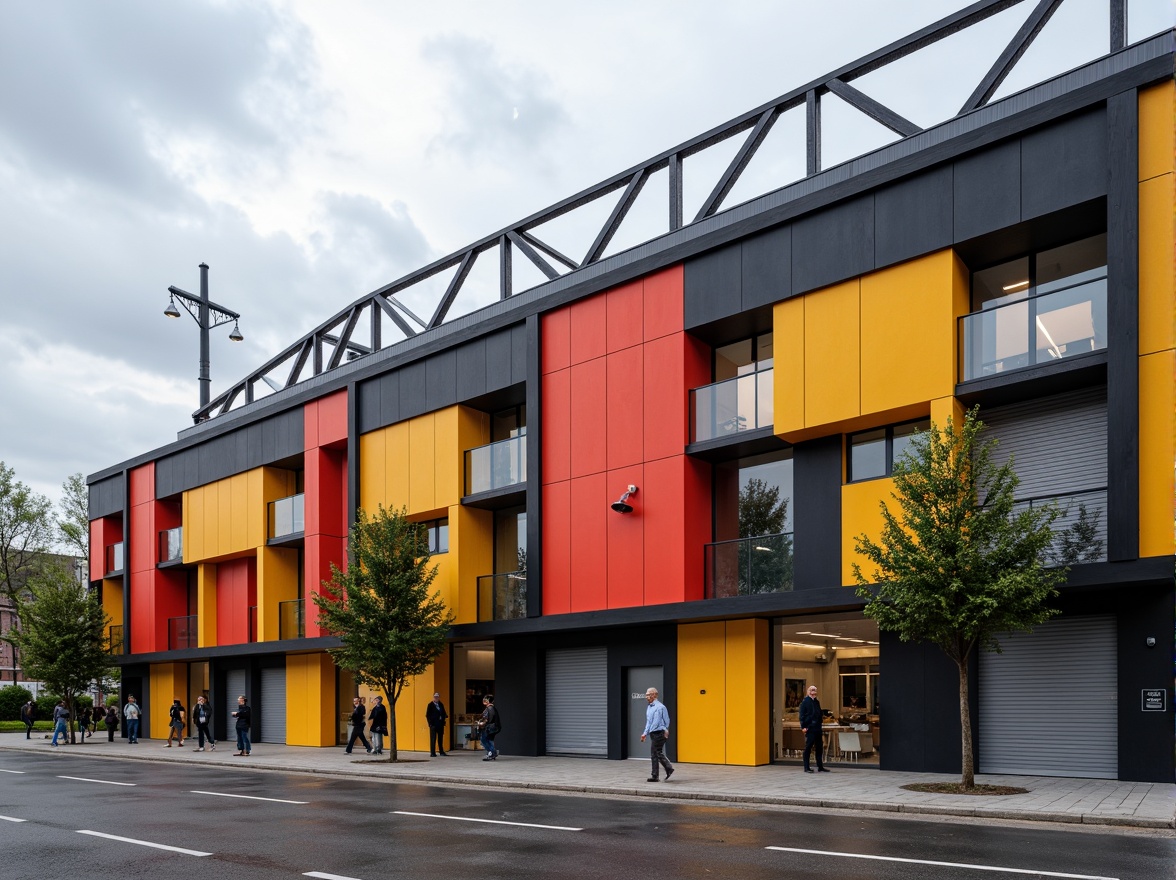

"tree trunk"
[957, 658, 974, 789]
[388, 697, 398, 762]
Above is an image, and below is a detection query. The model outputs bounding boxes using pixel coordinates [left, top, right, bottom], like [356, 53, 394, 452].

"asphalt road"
[1, 752, 1172, 880]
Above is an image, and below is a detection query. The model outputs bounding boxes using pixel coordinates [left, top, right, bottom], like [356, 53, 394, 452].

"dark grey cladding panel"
[792, 434, 843, 590]
[426, 349, 457, 409]
[953, 139, 1020, 242]
[510, 323, 528, 384]
[398, 360, 428, 419]
[455, 339, 488, 400]
[741, 224, 791, 311]
[874, 165, 953, 268]
[484, 330, 513, 391]
[260, 417, 278, 463]
[88, 474, 124, 519]
[183, 447, 200, 493]
[1021, 108, 1107, 221]
[380, 371, 400, 427]
[357, 377, 383, 434]
[683, 243, 741, 330]
[791, 194, 874, 294]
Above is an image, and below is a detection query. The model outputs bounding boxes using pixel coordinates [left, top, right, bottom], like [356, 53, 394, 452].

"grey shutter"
[260, 666, 287, 744]
[225, 669, 246, 736]
[979, 615, 1117, 778]
[545, 647, 607, 756]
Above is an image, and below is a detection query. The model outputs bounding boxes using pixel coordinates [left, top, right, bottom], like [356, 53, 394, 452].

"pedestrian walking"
[104, 705, 119, 742]
[20, 700, 35, 739]
[123, 695, 141, 744]
[79, 706, 92, 740]
[478, 695, 500, 761]
[425, 691, 448, 756]
[800, 685, 830, 773]
[368, 695, 388, 755]
[231, 695, 251, 756]
[51, 700, 70, 747]
[640, 687, 674, 782]
[192, 695, 215, 751]
[344, 696, 372, 755]
[165, 699, 186, 747]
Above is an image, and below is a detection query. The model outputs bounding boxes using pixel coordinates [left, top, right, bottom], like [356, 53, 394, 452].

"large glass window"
[847, 419, 929, 482]
[707, 451, 794, 597]
[693, 333, 774, 441]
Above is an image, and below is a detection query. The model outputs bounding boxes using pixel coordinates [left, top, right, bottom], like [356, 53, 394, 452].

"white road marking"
[765, 846, 1118, 880]
[305, 873, 365, 880]
[0, 769, 25, 774]
[392, 810, 582, 831]
[190, 790, 308, 804]
[76, 830, 211, 856]
[57, 776, 136, 786]
[0, 815, 28, 822]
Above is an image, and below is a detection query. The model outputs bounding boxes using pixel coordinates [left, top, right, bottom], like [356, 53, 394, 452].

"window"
[714, 332, 773, 380]
[422, 518, 449, 554]
[847, 419, 929, 481]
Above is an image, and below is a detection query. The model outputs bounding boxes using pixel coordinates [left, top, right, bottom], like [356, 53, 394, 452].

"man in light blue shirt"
[640, 687, 675, 782]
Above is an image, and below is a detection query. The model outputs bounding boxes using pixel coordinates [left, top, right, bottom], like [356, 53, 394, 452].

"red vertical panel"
[569, 359, 607, 478]
[304, 448, 323, 536]
[605, 464, 644, 608]
[568, 474, 607, 611]
[541, 481, 571, 614]
[216, 558, 256, 645]
[541, 308, 570, 374]
[128, 464, 154, 508]
[541, 369, 571, 484]
[316, 390, 349, 447]
[606, 346, 644, 470]
[642, 456, 687, 606]
[643, 265, 684, 341]
[643, 335, 688, 463]
[569, 293, 606, 365]
[129, 569, 154, 654]
[89, 520, 104, 583]
[605, 280, 643, 353]
[304, 398, 319, 449]
[681, 457, 712, 602]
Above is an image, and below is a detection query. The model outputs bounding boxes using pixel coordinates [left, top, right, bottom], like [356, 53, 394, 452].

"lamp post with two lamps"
[163, 263, 244, 423]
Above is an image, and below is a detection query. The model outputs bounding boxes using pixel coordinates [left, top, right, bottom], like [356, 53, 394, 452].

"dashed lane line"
[0, 815, 28, 822]
[57, 776, 136, 786]
[190, 790, 308, 804]
[0, 769, 25, 773]
[77, 830, 211, 856]
[392, 810, 582, 832]
[305, 873, 365, 880]
[765, 846, 1118, 880]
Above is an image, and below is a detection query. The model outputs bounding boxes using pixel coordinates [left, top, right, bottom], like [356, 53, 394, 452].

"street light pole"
[164, 262, 244, 422]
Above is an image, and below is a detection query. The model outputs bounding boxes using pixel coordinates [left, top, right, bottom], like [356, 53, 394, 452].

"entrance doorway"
[625, 666, 662, 759]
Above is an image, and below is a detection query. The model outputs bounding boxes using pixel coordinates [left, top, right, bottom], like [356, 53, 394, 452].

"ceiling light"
[1002, 280, 1030, 291]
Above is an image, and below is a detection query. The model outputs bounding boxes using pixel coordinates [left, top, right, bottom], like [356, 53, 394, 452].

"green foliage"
[35, 694, 60, 718]
[0, 461, 54, 603]
[1049, 503, 1104, 566]
[57, 473, 90, 569]
[0, 684, 34, 721]
[737, 478, 793, 593]
[0, 720, 53, 732]
[313, 505, 453, 761]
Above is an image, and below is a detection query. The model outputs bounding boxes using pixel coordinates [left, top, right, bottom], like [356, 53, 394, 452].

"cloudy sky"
[0, 0, 1170, 507]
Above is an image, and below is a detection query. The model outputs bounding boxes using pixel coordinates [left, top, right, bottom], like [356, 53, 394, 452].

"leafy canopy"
[0, 461, 54, 603]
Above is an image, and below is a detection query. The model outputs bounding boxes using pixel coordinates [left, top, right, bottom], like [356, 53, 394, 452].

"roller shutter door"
[979, 615, 1117, 778]
[545, 647, 607, 756]
[260, 667, 287, 744]
[225, 669, 246, 740]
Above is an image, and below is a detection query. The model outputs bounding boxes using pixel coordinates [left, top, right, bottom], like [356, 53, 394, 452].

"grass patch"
[902, 782, 1029, 796]
[0, 721, 53, 733]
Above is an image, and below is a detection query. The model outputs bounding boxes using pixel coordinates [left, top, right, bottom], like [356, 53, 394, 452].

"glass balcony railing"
[691, 368, 774, 443]
[158, 527, 182, 563]
[704, 533, 794, 599]
[268, 493, 305, 540]
[168, 615, 197, 651]
[104, 542, 124, 575]
[1014, 487, 1108, 566]
[477, 571, 527, 622]
[465, 435, 527, 496]
[107, 625, 123, 655]
[279, 598, 305, 640]
[959, 278, 1107, 381]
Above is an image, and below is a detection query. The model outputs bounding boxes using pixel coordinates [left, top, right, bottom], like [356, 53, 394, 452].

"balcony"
[1015, 488, 1108, 566]
[704, 533, 794, 599]
[107, 624, 123, 655]
[959, 278, 1106, 381]
[158, 527, 182, 564]
[279, 598, 305, 640]
[104, 542, 124, 576]
[465, 435, 527, 497]
[691, 368, 773, 443]
[268, 493, 305, 541]
[168, 615, 197, 651]
[477, 571, 527, 622]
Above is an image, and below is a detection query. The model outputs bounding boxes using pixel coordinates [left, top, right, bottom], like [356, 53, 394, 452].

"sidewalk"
[4, 732, 1172, 830]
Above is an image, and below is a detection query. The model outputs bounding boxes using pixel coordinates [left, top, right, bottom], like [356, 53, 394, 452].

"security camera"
[1146, 636, 1156, 648]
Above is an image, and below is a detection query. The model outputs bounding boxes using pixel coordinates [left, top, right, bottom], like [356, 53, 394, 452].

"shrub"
[0, 685, 34, 721]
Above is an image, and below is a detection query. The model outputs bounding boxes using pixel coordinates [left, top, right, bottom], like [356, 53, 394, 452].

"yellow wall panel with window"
[256, 546, 299, 642]
[286, 653, 336, 746]
[183, 467, 295, 562]
[451, 504, 493, 625]
[842, 476, 895, 586]
[149, 662, 186, 737]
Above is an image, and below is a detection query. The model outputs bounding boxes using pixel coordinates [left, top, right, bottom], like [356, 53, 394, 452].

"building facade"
[89, 6, 1174, 781]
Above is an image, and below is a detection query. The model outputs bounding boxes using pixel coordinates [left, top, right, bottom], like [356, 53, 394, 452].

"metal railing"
[960, 277, 1107, 380]
[279, 598, 305, 640]
[268, 493, 305, 540]
[1013, 487, 1108, 565]
[691, 368, 774, 442]
[168, 615, 197, 651]
[477, 571, 528, 622]
[107, 625, 123, 655]
[465, 435, 527, 495]
[158, 527, 182, 563]
[704, 533, 794, 598]
[104, 542, 124, 575]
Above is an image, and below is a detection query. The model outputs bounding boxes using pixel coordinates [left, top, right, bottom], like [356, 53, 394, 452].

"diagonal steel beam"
[325, 307, 363, 370]
[584, 169, 648, 265]
[826, 78, 922, 137]
[428, 250, 477, 329]
[285, 338, 313, 389]
[506, 230, 560, 280]
[375, 295, 418, 338]
[960, 0, 1063, 113]
[694, 107, 779, 222]
[518, 230, 579, 272]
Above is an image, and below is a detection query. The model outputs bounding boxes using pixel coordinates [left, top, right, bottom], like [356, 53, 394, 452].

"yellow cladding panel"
[385, 422, 411, 511]
[101, 578, 123, 628]
[677, 621, 726, 764]
[804, 279, 860, 426]
[256, 546, 299, 642]
[182, 468, 295, 562]
[1139, 81, 1175, 182]
[860, 251, 966, 416]
[724, 619, 770, 766]
[359, 430, 386, 511]
[843, 477, 896, 586]
[183, 489, 202, 561]
[773, 297, 806, 435]
[451, 505, 493, 625]
[434, 408, 460, 508]
[197, 564, 217, 647]
[1139, 351, 1176, 558]
[931, 395, 964, 431]
[149, 663, 186, 737]
[393, 655, 452, 752]
[286, 653, 336, 746]
[1139, 174, 1176, 356]
[408, 414, 437, 514]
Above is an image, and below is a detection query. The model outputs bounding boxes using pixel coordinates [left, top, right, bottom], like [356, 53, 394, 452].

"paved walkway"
[4, 732, 1172, 830]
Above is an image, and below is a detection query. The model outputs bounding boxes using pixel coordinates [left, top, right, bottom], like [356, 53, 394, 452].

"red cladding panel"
[681, 457, 711, 602]
[156, 501, 181, 533]
[541, 481, 571, 615]
[568, 294, 606, 365]
[605, 280, 643, 353]
[128, 463, 154, 508]
[308, 390, 349, 449]
[643, 265, 684, 341]
[606, 465, 644, 608]
[569, 359, 607, 478]
[568, 474, 607, 612]
[304, 535, 345, 638]
[216, 558, 256, 645]
[605, 346, 644, 470]
[643, 335, 688, 463]
[541, 370, 571, 484]
[541, 309, 570, 374]
[642, 456, 688, 605]
[305, 447, 346, 538]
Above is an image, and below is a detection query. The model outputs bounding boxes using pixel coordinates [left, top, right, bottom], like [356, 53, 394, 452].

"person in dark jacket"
[368, 695, 388, 755]
[79, 706, 92, 740]
[425, 692, 448, 756]
[20, 700, 35, 739]
[192, 695, 215, 751]
[104, 705, 119, 742]
[800, 685, 830, 773]
[478, 695, 500, 761]
[345, 697, 372, 755]
[231, 695, 251, 756]
[165, 699, 185, 747]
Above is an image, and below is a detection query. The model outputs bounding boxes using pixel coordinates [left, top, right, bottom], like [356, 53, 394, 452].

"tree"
[737, 477, 793, 594]
[5, 561, 112, 744]
[852, 408, 1064, 789]
[58, 473, 90, 571]
[312, 505, 453, 762]
[0, 462, 54, 604]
